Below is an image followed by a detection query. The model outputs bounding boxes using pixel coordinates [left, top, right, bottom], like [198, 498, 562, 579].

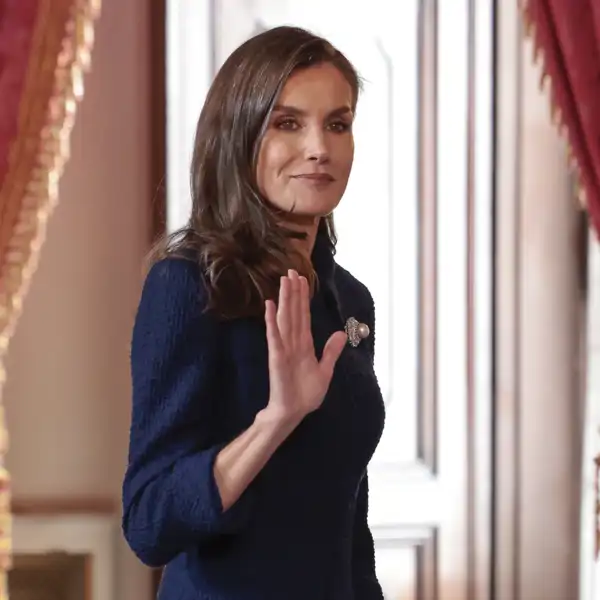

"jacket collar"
[311, 226, 344, 325]
[311, 227, 335, 289]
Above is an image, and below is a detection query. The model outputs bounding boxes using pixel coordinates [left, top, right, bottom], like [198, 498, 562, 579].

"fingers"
[276, 275, 292, 343]
[319, 331, 347, 378]
[287, 270, 301, 344]
[276, 270, 312, 352]
[298, 275, 311, 349]
[265, 299, 284, 361]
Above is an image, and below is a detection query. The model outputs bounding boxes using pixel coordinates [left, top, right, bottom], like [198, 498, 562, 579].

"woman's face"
[256, 63, 355, 219]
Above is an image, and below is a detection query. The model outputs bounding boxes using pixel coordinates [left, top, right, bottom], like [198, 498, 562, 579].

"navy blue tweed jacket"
[122, 233, 386, 599]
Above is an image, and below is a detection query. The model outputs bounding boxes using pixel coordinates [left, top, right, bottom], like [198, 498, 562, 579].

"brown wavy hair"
[149, 26, 361, 320]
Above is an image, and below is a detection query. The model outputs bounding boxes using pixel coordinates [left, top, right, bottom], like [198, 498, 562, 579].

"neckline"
[311, 227, 335, 289]
[310, 227, 345, 325]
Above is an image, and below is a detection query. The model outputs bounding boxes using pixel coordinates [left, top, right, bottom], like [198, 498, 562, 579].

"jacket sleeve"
[352, 290, 384, 599]
[122, 258, 255, 567]
[352, 475, 384, 599]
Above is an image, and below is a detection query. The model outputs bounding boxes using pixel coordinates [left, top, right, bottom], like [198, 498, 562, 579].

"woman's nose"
[304, 129, 330, 163]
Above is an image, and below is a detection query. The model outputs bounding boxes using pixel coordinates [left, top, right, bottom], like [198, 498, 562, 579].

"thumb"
[319, 331, 347, 378]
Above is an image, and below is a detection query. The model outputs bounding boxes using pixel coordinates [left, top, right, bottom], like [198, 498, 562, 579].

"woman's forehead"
[275, 64, 354, 111]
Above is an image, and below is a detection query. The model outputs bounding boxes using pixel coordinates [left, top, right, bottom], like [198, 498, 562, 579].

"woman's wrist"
[255, 405, 304, 440]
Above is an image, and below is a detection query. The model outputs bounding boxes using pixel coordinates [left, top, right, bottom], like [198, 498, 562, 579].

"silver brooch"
[345, 317, 370, 347]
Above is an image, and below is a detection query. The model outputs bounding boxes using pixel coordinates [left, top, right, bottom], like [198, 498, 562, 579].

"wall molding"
[12, 496, 116, 516]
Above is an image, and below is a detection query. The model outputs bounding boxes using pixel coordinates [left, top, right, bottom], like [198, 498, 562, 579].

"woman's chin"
[291, 196, 341, 218]
[265, 193, 341, 222]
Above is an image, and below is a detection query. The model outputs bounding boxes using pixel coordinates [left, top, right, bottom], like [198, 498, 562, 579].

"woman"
[122, 25, 385, 599]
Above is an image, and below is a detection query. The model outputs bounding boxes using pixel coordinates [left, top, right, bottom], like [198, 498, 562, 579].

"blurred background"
[1, 1, 599, 599]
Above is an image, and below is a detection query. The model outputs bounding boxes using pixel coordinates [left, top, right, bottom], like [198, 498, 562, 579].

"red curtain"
[0, 2, 100, 596]
[522, 1, 600, 235]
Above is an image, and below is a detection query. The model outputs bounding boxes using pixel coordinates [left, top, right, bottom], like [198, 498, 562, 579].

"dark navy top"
[122, 233, 386, 599]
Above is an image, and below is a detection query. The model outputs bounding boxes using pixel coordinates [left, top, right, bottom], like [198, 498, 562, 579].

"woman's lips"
[292, 173, 335, 185]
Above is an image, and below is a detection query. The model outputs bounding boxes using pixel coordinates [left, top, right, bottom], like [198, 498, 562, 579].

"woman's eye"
[328, 121, 350, 133]
[275, 118, 299, 131]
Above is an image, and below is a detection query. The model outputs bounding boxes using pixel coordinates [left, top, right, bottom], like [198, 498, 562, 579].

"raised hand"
[263, 269, 347, 424]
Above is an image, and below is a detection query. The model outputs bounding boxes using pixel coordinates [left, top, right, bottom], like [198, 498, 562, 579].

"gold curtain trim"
[0, 1, 101, 597]
[519, 0, 588, 210]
